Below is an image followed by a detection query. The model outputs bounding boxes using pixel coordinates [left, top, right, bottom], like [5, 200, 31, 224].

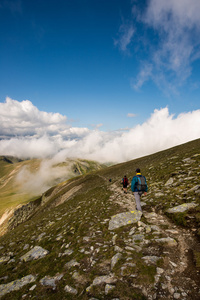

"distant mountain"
[0, 139, 200, 299]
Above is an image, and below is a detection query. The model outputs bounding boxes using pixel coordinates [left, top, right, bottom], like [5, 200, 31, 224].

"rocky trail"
[108, 181, 200, 299]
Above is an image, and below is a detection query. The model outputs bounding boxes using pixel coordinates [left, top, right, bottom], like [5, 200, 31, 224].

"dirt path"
[109, 181, 200, 299]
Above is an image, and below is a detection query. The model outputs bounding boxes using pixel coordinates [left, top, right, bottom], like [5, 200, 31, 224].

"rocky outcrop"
[8, 197, 42, 230]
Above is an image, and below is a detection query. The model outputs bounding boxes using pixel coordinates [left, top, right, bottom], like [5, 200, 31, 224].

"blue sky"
[0, 0, 200, 162]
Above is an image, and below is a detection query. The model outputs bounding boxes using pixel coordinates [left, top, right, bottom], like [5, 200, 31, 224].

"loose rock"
[64, 284, 78, 294]
[108, 211, 142, 230]
[111, 253, 122, 270]
[166, 202, 198, 213]
[0, 275, 36, 297]
[20, 246, 49, 262]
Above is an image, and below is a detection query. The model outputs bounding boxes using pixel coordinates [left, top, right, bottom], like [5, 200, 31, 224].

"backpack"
[123, 177, 128, 185]
[137, 175, 146, 191]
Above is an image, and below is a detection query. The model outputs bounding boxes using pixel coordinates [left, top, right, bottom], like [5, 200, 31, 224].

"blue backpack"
[137, 176, 146, 191]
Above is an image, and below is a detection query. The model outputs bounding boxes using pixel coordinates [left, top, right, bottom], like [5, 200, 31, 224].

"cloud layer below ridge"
[0, 97, 200, 163]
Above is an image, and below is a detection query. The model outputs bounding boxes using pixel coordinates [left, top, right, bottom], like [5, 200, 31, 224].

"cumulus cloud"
[0, 97, 66, 136]
[0, 97, 89, 141]
[0, 98, 200, 164]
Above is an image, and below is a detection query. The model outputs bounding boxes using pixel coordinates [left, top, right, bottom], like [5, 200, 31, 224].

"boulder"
[166, 202, 198, 213]
[108, 211, 142, 230]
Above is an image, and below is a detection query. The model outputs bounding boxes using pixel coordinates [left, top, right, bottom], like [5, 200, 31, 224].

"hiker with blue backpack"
[131, 168, 148, 213]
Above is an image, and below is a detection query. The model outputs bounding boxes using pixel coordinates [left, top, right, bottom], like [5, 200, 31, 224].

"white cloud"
[0, 97, 89, 141]
[124, 0, 200, 92]
[143, 0, 200, 80]
[144, 0, 200, 29]
[0, 99, 200, 163]
[16, 159, 74, 195]
[0, 97, 68, 137]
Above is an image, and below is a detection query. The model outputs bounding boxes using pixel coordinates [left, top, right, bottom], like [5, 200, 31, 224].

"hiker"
[121, 175, 129, 194]
[131, 168, 148, 213]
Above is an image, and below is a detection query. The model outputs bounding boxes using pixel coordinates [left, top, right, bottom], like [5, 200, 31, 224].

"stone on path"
[142, 256, 161, 265]
[111, 253, 122, 270]
[155, 237, 177, 247]
[64, 284, 78, 294]
[108, 211, 142, 230]
[20, 246, 49, 262]
[0, 275, 36, 297]
[166, 202, 198, 213]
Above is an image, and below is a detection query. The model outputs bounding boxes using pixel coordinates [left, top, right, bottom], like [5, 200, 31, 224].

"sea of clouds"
[1, 97, 200, 164]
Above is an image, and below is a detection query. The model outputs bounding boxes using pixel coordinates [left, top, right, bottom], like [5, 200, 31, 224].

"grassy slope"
[0, 139, 200, 299]
[0, 158, 41, 216]
[0, 157, 105, 218]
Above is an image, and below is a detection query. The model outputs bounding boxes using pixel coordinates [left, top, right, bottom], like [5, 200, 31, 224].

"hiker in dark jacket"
[121, 175, 129, 194]
[131, 168, 148, 213]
